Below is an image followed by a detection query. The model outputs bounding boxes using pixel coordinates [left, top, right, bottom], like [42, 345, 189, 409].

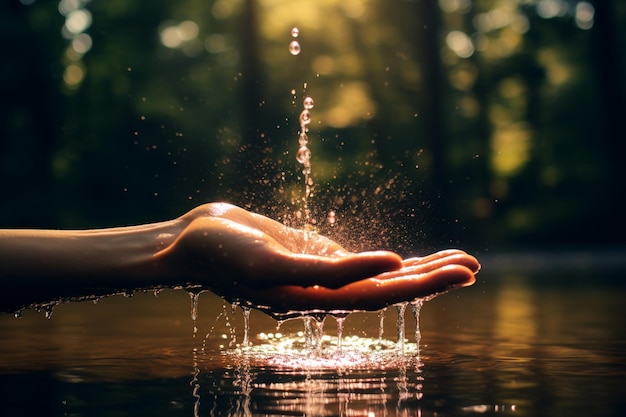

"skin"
[0, 203, 480, 315]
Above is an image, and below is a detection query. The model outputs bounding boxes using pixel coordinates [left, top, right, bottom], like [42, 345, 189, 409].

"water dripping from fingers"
[242, 306, 251, 348]
[188, 289, 203, 322]
[378, 308, 386, 345]
[410, 299, 424, 356]
[334, 314, 347, 352]
[395, 302, 408, 353]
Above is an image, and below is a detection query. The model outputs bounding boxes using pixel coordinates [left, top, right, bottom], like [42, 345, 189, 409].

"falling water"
[334, 314, 346, 352]
[188, 290, 201, 322]
[395, 302, 408, 353]
[378, 308, 386, 344]
[188, 291, 201, 416]
[289, 26, 300, 55]
[301, 315, 326, 353]
[297, 95, 315, 227]
[410, 299, 424, 356]
[289, 27, 316, 229]
[241, 306, 251, 348]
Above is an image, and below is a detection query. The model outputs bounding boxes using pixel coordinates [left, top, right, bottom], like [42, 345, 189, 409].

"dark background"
[1, 0, 624, 256]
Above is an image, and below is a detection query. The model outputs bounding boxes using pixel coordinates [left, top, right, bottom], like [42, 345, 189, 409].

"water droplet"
[303, 96, 314, 109]
[290, 27, 299, 38]
[296, 146, 311, 164]
[299, 109, 311, 125]
[298, 132, 309, 146]
[327, 210, 336, 225]
[14, 310, 22, 319]
[289, 40, 301, 56]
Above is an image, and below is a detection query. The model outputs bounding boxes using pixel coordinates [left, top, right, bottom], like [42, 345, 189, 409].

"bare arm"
[0, 203, 479, 315]
[0, 220, 187, 312]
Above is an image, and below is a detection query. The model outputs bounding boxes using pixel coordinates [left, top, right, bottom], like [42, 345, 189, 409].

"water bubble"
[298, 132, 309, 146]
[303, 96, 314, 109]
[291, 27, 299, 38]
[299, 109, 311, 125]
[289, 40, 301, 56]
[296, 146, 311, 164]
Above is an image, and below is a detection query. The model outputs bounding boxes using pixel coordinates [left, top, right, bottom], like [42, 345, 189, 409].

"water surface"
[1, 263, 624, 416]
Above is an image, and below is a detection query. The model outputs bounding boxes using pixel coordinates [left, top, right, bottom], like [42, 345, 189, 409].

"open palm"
[161, 203, 480, 315]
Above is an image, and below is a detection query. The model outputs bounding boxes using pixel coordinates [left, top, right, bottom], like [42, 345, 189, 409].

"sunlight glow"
[574, 2, 594, 30]
[446, 30, 474, 58]
[438, 0, 472, 14]
[322, 82, 377, 128]
[491, 123, 532, 176]
[63, 63, 85, 86]
[160, 20, 200, 49]
[536, 0, 568, 19]
[71, 33, 92, 54]
[64, 9, 92, 35]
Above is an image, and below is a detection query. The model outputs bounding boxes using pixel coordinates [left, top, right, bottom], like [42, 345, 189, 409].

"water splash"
[302, 315, 326, 352]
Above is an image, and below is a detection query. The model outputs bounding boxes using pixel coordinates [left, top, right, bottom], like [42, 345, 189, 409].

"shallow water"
[1, 264, 625, 417]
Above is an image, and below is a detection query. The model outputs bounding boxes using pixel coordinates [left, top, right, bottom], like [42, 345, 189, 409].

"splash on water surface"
[227, 332, 421, 371]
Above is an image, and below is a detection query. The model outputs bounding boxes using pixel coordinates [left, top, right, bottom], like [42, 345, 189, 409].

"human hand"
[230, 249, 480, 318]
[162, 203, 402, 288]
[161, 203, 479, 316]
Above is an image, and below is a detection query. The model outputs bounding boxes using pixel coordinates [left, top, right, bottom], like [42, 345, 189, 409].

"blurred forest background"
[1, 0, 624, 256]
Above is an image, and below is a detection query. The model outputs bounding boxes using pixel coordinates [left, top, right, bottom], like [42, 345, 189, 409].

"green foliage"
[1, 0, 623, 251]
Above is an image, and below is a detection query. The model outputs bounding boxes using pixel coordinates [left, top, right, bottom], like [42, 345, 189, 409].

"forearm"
[0, 220, 186, 312]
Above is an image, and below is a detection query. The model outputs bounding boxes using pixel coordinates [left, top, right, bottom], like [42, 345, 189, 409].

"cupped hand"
[161, 203, 480, 316]
[164, 203, 403, 289]
[231, 249, 480, 318]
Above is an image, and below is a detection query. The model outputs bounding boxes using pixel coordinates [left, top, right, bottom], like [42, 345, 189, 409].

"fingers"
[394, 250, 481, 276]
[252, 250, 404, 289]
[232, 263, 477, 317]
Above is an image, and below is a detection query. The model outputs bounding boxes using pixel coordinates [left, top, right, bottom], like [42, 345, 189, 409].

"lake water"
[1, 252, 625, 417]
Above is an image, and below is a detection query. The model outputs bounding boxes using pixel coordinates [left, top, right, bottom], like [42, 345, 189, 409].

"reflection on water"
[1, 269, 625, 416]
[200, 336, 424, 417]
